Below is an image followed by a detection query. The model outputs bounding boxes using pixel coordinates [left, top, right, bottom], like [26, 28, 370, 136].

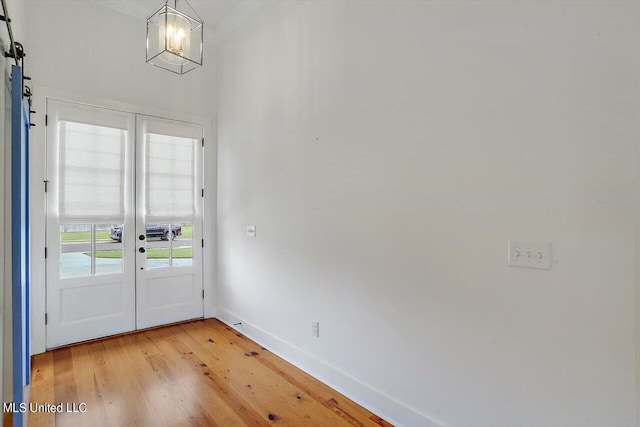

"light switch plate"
[246, 225, 256, 238]
[508, 241, 551, 270]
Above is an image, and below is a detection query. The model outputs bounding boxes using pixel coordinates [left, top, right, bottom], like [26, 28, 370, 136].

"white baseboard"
[215, 307, 444, 427]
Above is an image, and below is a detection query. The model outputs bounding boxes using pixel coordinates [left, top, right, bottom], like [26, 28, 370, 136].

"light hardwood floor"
[29, 319, 392, 427]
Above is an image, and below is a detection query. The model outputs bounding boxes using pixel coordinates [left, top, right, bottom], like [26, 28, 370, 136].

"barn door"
[10, 64, 31, 427]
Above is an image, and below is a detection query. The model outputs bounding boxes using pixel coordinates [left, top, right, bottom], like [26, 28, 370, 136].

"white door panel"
[136, 269, 201, 328]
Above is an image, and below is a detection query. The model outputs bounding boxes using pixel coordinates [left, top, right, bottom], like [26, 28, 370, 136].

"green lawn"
[90, 246, 192, 259]
[179, 225, 193, 239]
[61, 229, 111, 243]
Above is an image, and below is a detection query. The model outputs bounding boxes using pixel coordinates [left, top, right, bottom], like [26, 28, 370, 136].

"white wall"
[25, 0, 215, 117]
[23, 0, 218, 353]
[5, 0, 25, 45]
[216, 1, 640, 426]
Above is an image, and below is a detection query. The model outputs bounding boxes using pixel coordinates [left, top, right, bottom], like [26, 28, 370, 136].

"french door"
[135, 115, 203, 329]
[45, 100, 203, 348]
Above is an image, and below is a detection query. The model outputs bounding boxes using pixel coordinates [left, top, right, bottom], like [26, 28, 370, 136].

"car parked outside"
[110, 224, 182, 242]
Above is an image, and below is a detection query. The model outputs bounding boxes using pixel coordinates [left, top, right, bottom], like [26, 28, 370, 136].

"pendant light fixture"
[146, 0, 203, 75]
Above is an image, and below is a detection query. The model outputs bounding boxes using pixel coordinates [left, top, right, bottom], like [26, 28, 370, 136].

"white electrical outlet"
[246, 225, 256, 238]
[508, 241, 551, 270]
[312, 322, 319, 338]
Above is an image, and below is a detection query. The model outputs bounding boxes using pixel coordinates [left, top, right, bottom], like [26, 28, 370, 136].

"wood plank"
[116, 332, 196, 426]
[208, 320, 388, 427]
[66, 342, 104, 427]
[369, 415, 395, 427]
[29, 352, 55, 427]
[3, 411, 12, 427]
[100, 335, 163, 426]
[84, 338, 145, 426]
[181, 321, 363, 427]
[29, 319, 393, 427]
[52, 347, 82, 427]
[145, 326, 249, 426]
[158, 326, 271, 427]
[133, 328, 233, 426]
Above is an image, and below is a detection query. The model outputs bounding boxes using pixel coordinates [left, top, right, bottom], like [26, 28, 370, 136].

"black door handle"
[139, 234, 145, 240]
[138, 247, 146, 253]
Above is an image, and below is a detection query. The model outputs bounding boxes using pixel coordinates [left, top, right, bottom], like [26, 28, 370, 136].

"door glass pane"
[172, 223, 193, 267]
[60, 224, 91, 278]
[95, 224, 123, 275]
[146, 223, 170, 270]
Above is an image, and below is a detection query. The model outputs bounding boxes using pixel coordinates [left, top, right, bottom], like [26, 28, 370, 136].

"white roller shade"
[145, 132, 196, 219]
[59, 121, 126, 220]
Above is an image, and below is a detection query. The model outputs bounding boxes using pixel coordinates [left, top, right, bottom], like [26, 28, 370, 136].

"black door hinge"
[201, 239, 204, 248]
[45, 313, 48, 325]
[44, 180, 48, 192]
[202, 289, 205, 299]
[45, 114, 48, 126]
[44, 247, 48, 259]
[201, 188, 204, 197]
[201, 138, 204, 147]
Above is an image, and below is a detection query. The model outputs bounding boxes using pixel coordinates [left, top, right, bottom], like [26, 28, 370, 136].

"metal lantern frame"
[146, 0, 203, 75]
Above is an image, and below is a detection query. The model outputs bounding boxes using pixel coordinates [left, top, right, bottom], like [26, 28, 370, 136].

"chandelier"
[146, 0, 203, 75]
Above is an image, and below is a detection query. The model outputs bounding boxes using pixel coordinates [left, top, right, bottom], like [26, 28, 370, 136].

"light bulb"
[159, 11, 191, 65]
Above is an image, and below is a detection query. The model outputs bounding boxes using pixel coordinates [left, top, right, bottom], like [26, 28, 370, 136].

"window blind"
[145, 132, 196, 219]
[59, 121, 126, 220]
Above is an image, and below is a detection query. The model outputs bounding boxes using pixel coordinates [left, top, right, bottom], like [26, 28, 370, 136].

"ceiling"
[88, 0, 267, 44]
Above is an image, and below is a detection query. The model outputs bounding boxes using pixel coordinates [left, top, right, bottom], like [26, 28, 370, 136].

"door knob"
[138, 247, 146, 253]
[139, 234, 145, 240]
